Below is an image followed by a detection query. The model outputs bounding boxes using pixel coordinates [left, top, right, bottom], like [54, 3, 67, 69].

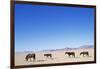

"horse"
[25, 53, 36, 61]
[44, 54, 52, 59]
[80, 51, 89, 57]
[65, 52, 75, 57]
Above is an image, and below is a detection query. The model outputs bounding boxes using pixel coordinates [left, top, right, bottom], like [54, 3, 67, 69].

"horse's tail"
[25, 56, 28, 61]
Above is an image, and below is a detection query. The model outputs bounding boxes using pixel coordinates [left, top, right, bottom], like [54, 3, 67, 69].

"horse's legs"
[46, 56, 48, 60]
[48, 56, 50, 59]
[50, 56, 52, 59]
[73, 54, 75, 58]
[33, 58, 34, 61]
[26, 58, 27, 61]
[87, 53, 89, 56]
[83, 54, 84, 57]
[45, 56, 48, 59]
[69, 55, 70, 58]
[33, 57, 35, 61]
[27, 58, 28, 61]
[30, 58, 31, 62]
[26, 58, 28, 61]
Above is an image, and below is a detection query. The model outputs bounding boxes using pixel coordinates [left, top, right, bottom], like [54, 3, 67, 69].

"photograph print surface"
[13, 1, 96, 67]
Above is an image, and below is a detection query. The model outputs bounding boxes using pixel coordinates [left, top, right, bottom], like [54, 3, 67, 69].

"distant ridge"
[16, 45, 94, 53]
[39, 45, 94, 52]
[79, 45, 93, 48]
[16, 51, 33, 54]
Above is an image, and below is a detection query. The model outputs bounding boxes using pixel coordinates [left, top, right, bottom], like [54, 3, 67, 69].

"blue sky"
[15, 4, 94, 52]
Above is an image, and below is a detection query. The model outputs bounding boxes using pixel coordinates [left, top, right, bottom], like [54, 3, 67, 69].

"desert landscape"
[15, 45, 94, 66]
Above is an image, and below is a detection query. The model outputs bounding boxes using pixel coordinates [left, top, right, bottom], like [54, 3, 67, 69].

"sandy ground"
[15, 48, 94, 66]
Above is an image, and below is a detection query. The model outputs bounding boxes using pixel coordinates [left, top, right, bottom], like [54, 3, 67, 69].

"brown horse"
[65, 52, 75, 57]
[80, 51, 89, 56]
[44, 54, 52, 59]
[25, 53, 36, 61]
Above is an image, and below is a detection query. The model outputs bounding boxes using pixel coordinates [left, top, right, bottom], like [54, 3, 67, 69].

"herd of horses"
[25, 51, 89, 62]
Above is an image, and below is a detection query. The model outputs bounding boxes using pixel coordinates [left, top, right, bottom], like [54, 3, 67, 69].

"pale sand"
[15, 48, 94, 66]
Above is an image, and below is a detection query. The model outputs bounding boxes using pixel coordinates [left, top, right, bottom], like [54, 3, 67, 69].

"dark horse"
[65, 52, 75, 57]
[80, 51, 89, 56]
[25, 53, 36, 61]
[44, 54, 52, 59]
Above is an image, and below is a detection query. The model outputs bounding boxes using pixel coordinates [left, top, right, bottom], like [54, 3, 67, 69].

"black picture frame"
[10, 0, 96, 69]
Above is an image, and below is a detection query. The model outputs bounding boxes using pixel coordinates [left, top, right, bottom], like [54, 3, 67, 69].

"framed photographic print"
[11, 1, 96, 69]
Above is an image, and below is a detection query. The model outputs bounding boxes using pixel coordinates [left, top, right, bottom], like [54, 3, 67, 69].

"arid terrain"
[15, 46, 94, 66]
